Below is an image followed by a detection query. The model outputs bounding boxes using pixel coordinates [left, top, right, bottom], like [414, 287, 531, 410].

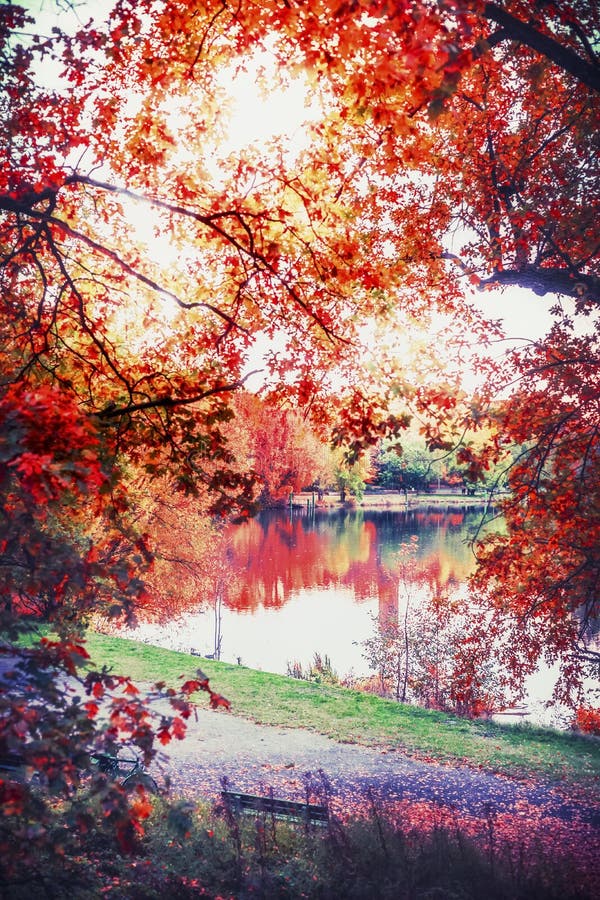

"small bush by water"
[286, 652, 339, 685]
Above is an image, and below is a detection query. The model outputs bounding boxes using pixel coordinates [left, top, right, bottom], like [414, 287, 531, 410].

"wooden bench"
[0, 752, 31, 781]
[221, 789, 328, 825]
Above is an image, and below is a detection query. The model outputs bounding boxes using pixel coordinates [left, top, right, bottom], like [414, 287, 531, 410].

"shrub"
[286, 652, 339, 685]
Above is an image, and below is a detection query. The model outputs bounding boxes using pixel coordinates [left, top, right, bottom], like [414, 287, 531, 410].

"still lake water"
[130, 504, 488, 677]
[123, 503, 597, 725]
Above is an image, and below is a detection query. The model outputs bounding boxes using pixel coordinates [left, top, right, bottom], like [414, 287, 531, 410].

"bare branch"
[97, 370, 261, 421]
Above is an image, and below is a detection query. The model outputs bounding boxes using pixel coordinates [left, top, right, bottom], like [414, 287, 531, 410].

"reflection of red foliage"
[224, 517, 340, 610]
[415, 511, 445, 526]
[447, 512, 465, 527]
[223, 513, 472, 614]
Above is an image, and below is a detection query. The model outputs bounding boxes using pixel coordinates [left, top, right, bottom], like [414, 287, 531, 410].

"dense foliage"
[1, 0, 599, 889]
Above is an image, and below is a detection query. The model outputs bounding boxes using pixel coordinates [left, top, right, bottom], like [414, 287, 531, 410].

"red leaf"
[84, 701, 99, 719]
[209, 692, 231, 711]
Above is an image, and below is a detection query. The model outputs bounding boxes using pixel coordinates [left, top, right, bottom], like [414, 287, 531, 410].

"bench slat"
[0, 753, 27, 770]
[221, 790, 328, 824]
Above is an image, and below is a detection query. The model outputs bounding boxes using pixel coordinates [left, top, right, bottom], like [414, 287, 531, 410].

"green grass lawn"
[83, 631, 600, 796]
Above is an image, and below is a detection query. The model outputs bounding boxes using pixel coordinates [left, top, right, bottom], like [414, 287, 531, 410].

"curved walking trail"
[152, 707, 600, 831]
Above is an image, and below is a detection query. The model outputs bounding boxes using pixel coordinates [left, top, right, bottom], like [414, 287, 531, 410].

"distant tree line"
[226, 394, 510, 504]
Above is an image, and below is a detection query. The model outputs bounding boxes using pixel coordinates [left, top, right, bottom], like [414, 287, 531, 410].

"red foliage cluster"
[331, 794, 599, 899]
[573, 706, 600, 737]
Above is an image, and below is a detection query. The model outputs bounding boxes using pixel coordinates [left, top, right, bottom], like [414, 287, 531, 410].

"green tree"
[332, 447, 373, 503]
[376, 440, 434, 492]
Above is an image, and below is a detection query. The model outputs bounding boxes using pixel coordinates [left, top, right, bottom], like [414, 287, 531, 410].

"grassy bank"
[84, 632, 599, 795]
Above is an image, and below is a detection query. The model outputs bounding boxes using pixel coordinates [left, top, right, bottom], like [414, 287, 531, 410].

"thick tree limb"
[97, 370, 261, 420]
[482, 2, 600, 93]
[440, 251, 599, 302]
[478, 266, 600, 302]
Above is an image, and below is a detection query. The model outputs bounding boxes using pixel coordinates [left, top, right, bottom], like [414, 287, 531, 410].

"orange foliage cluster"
[228, 392, 332, 504]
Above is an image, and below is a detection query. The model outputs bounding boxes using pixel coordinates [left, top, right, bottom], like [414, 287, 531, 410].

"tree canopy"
[1, 1, 599, 874]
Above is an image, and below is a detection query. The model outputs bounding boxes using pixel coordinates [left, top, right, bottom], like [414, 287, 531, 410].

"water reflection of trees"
[221, 507, 487, 614]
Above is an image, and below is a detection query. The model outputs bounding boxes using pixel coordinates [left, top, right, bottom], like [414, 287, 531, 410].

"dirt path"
[151, 707, 600, 828]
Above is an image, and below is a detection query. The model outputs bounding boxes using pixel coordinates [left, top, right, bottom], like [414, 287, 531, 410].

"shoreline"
[289, 490, 499, 511]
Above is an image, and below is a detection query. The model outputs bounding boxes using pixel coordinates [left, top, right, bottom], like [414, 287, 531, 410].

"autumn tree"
[0, 379, 227, 892]
[2, 2, 597, 440]
[469, 318, 600, 704]
[227, 392, 332, 505]
[236, 0, 599, 304]
[1, 7, 599, 876]
[107, 473, 235, 625]
[0, 382, 146, 628]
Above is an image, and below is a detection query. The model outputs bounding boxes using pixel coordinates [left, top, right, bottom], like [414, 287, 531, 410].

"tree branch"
[97, 370, 261, 421]
[483, 2, 600, 93]
[0, 189, 251, 336]
[70, 175, 343, 342]
[0, 176, 346, 344]
[440, 249, 599, 303]
[478, 265, 600, 302]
